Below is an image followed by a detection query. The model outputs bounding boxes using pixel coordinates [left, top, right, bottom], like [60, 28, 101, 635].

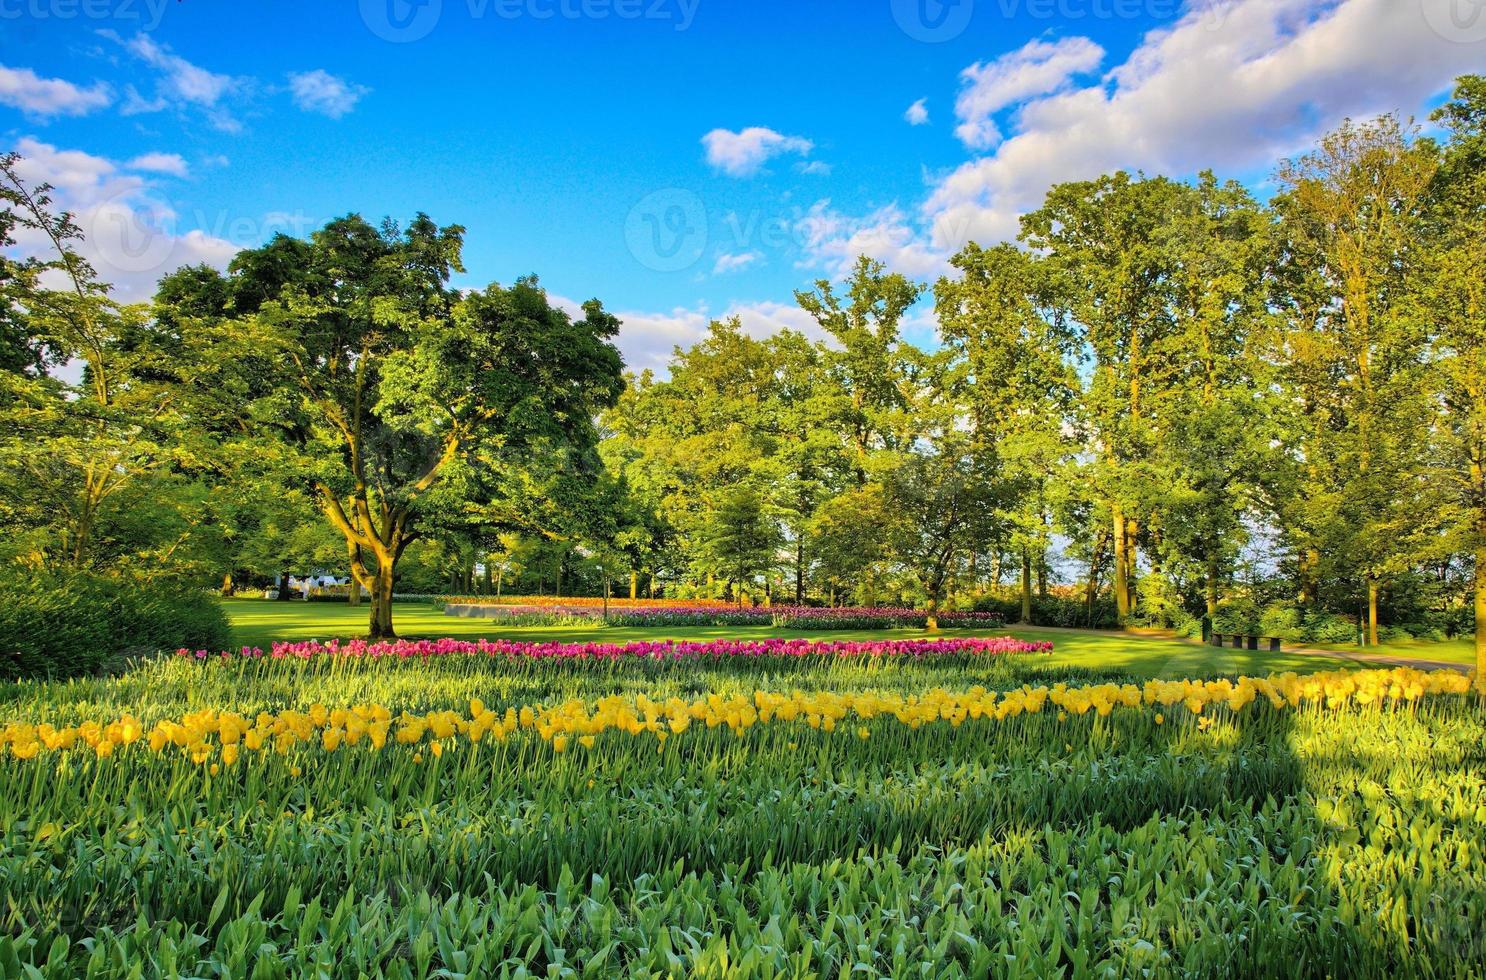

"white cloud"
[103, 31, 246, 133]
[287, 69, 370, 119]
[125, 152, 189, 177]
[953, 37, 1104, 150]
[9, 137, 239, 302]
[701, 126, 814, 177]
[799, 0, 1486, 279]
[795, 200, 949, 280]
[798, 160, 833, 176]
[904, 98, 930, 126]
[549, 293, 827, 375]
[927, 0, 1486, 249]
[0, 64, 111, 119]
[712, 251, 762, 275]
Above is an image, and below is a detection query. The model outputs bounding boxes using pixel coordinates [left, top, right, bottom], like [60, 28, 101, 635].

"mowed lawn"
[223, 598, 1368, 679]
[1308, 635, 1478, 666]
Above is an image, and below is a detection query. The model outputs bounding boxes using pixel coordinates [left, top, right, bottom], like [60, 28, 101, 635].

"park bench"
[1207, 631, 1282, 652]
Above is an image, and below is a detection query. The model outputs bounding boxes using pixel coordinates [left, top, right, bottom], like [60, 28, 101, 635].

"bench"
[1207, 631, 1282, 652]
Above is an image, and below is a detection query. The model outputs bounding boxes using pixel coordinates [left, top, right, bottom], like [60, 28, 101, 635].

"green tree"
[703, 485, 782, 605]
[1271, 115, 1438, 644]
[796, 256, 925, 486]
[1150, 174, 1275, 622]
[1021, 173, 1189, 623]
[937, 242, 1077, 623]
[215, 215, 623, 637]
[0, 154, 256, 579]
[1422, 76, 1486, 676]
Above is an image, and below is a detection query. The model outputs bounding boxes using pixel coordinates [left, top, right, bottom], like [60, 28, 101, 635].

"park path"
[1006, 623, 1472, 674]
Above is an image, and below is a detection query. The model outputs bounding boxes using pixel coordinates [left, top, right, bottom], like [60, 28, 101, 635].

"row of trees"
[1, 77, 1480, 666]
[603, 79, 1485, 668]
[1, 174, 628, 638]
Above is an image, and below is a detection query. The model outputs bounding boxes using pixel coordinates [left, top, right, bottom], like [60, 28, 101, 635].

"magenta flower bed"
[181, 635, 1052, 662]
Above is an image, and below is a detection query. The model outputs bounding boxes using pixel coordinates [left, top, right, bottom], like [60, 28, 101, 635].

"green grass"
[1307, 635, 1478, 665]
[224, 598, 1358, 679]
[2, 646, 1483, 976]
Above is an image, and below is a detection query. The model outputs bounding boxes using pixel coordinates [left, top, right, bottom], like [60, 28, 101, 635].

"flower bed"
[441, 600, 1005, 630]
[179, 634, 1050, 663]
[6, 667, 1474, 764]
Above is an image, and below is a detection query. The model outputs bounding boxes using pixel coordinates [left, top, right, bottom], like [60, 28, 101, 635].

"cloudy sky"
[2, 0, 1483, 371]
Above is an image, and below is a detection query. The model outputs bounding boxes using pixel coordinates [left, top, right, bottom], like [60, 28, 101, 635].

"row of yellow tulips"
[2, 665, 1475, 764]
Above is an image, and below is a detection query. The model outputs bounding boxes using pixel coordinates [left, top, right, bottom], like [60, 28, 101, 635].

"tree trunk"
[277, 569, 293, 601]
[220, 572, 234, 597]
[796, 538, 805, 604]
[1367, 576, 1380, 647]
[369, 568, 395, 640]
[1205, 554, 1219, 618]
[1019, 548, 1033, 625]
[1112, 506, 1130, 624]
[1299, 547, 1320, 606]
[1124, 517, 1140, 613]
[630, 570, 638, 600]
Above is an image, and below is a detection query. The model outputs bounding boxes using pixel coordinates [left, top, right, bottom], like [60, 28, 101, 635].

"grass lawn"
[1307, 635, 1478, 666]
[7, 603, 1483, 974]
[223, 598, 1360, 679]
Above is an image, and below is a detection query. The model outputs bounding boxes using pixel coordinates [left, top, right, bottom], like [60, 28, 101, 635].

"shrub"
[972, 593, 1121, 629]
[0, 572, 228, 681]
[1214, 601, 1360, 644]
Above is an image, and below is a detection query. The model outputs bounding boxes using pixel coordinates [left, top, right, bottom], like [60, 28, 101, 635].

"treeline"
[0, 78, 1481, 670]
[602, 79, 1485, 664]
[1, 167, 628, 653]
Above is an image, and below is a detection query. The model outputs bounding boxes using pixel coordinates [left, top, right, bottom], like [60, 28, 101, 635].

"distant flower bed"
[770, 608, 1004, 630]
[440, 599, 1004, 630]
[440, 595, 736, 610]
[179, 635, 1050, 663]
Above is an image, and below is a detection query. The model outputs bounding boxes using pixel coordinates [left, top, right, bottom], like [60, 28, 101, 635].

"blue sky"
[3, 0, 1483, 370]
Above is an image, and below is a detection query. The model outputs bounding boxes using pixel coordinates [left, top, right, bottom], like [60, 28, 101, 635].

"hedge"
[0, 573, 229, 681]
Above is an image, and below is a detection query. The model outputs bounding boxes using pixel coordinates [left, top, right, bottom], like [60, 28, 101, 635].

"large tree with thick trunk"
[221, 213, 623, 638]
[1422, 77, 1486, 679]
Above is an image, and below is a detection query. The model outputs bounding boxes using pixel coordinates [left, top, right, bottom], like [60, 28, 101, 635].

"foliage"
[0, 572, 227, 680]
[169, 218, 626, 638]
[0, 653, 1481, 976]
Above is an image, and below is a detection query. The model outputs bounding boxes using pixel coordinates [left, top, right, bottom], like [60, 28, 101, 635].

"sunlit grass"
[1, 646, 1482, 976]
[222, 598, 1362, 678]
